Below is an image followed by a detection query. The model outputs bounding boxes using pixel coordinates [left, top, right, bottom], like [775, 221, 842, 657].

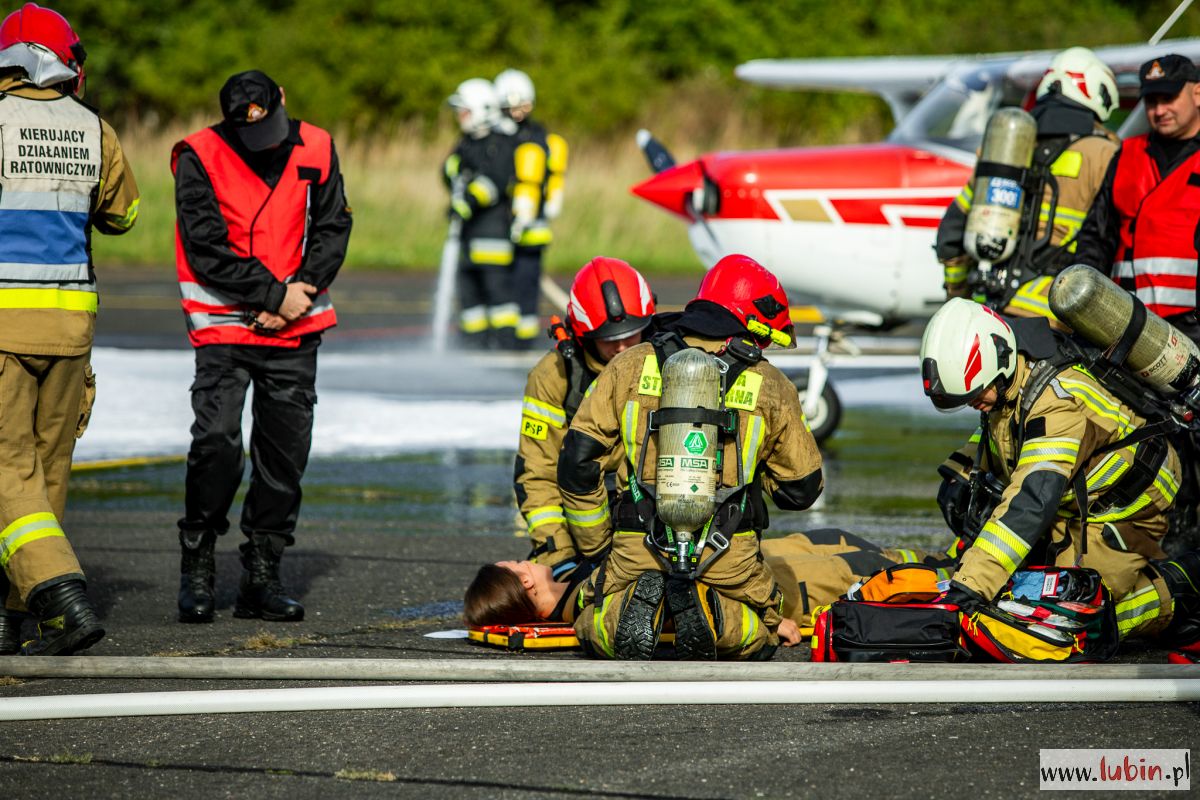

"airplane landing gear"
[794, 323, 851, 445]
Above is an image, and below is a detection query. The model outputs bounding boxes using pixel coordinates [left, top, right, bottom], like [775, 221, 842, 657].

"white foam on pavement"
[78, 347, 935, 461]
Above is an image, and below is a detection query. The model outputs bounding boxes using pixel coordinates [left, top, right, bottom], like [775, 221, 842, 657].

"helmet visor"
[922, 357, 989, 412]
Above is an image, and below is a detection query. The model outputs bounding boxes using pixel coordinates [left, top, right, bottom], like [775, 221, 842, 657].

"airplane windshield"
[889, 63, 1027, 153]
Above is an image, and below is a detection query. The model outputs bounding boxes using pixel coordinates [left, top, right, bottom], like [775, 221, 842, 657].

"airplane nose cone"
[630, 160, 703, 219]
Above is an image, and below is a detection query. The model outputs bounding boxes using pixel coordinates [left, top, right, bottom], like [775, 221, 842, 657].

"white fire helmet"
[494, 68, 535, 111]
[920, 298, 1016, 411]
[448, 78, 501, 137]
[1036, 46, 1119, 122]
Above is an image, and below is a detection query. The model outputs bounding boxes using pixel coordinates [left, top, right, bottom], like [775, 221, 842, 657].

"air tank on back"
[1049, 264, 1200, 394]
[964, 107, 1037, 265]
[656, 348, 720, 539]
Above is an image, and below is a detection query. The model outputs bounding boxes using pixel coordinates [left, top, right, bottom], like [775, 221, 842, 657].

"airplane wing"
[735, 56, 965, 122]
[737, 38, 1200, 124]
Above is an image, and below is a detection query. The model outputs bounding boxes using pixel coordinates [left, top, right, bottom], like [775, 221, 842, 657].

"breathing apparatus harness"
[624, 331, 764, 579]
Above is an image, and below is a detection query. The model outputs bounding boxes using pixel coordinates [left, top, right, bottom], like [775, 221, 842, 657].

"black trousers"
[513, 245, 543, 318]
[179, 337, 319, 546]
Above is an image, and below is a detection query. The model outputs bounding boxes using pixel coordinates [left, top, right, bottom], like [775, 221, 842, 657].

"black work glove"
[941, 581, 987, 614]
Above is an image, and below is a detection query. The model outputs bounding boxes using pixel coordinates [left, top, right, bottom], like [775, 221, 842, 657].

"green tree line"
[54, 0, 1200, 145]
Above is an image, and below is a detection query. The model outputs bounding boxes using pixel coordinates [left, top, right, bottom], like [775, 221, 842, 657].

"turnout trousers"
[574, 530, 778, 660]
[179, 337, 319, 546]
[0, 351, 93, 608]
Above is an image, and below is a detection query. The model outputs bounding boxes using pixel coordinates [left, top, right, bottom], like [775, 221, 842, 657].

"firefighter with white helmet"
[921, 298, 1200, 649]
[514, 257, 657, 581]
[443, 78, 521, 348]
[558, 255, 823, 660]
[494, 68, 568, 349]
[937, 46, 1119, 324]
[0, 3, 139, 655]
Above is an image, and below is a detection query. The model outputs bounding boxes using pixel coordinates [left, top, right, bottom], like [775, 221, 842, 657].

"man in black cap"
[1075, 53, 1200, 557]
[170, 70, 352, 624]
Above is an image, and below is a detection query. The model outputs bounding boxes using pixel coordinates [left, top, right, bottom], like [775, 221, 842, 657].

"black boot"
[613, 571, 665, 660]
[1154, 550, 1200, 648]
[665, 576, 717, 661]
[0, 608, 23, 655]
[23, 580, 105, 656]
[178, 530, 216, 624]
[234, 536, 304, 621]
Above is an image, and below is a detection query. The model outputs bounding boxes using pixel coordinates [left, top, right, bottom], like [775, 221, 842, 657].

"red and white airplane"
[632, 39, 1200, 440]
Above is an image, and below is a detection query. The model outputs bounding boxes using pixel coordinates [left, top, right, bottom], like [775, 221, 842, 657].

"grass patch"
[335, 768, 397, 782]
[0, 676, 23, 687]
[49, 752, 93, 765]
[239, 631, 317, 652]
[90, 120, 705, 275]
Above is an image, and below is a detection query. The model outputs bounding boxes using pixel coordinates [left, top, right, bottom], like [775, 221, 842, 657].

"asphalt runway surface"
[1, 270, 1197, 799]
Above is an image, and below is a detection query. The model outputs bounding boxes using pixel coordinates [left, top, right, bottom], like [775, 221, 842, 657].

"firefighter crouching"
[0, 3, 139, 655]
[937, 47, 1119, 325]
[443, 78, 520, 350]
[515, 257, 656, 581]
[922, 299, 1200, 648]
[558, 255, 823, 660]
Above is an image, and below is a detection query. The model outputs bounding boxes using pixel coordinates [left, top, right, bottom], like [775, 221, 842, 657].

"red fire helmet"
[567, 257, 656, 341]
[0, 3, 85, 94]
[692, 254, 794, 347]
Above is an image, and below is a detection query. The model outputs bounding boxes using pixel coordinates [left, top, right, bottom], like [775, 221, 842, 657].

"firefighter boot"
[613, 571, 666, 660]
[665, 576, 717, 660]
[22, 580, 105, 656]
[1155, 550, 1200, 650]
[178, 530, 217, 623]
[234, 535, 304, 621]
[0, 608, 23, 655]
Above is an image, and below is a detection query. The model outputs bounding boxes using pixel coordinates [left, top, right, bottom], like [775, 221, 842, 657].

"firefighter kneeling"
[558, 255, 824, 660]
[922, 298, 1200, 649]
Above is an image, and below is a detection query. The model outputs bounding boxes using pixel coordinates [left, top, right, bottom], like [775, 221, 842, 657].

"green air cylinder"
[964, 107, 1037, 265]
[655, 348, 721, 536]
[1050, 264, 1200, 394]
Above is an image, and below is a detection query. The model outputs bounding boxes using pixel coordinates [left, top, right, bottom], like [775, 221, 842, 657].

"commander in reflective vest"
[172, 70, 351, 625]
[0, 3, 138, 656]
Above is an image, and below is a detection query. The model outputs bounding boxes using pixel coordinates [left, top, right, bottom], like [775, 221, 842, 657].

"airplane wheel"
[794, 375, 842, 445]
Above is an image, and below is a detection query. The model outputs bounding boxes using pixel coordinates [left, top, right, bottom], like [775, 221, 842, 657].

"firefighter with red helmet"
[0, 3, 139, 655]
[557, 254, 824, 660]
[172, 70, 352, 625]
[514, 257, 656, 580]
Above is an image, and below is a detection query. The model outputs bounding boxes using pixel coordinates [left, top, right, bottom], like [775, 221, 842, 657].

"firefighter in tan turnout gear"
[922, 299, 1200, 645]
[937, 47, 1119, 324]
[0, 3, 139, 655]
[515, 257, 656, 581]
[558, 255, 823, 660]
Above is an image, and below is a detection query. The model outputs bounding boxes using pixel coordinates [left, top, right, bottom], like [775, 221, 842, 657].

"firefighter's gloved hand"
[510, 221, 528, 244]
[940, 582, 985, 613]
[449, 197, 473, 221]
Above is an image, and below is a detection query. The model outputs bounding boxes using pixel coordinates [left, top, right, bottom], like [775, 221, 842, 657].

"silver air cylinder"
[656, 349, 720, 538]
[1049, 264, 1200, 393]
[964, 107, 1037, 265]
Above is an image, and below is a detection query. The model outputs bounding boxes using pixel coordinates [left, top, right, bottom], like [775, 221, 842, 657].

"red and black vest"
[1111, 133, 1200, 318]
[172, 122, 337, 348]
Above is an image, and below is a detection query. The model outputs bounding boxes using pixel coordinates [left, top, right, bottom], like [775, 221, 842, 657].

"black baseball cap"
[219, 70, 289, 151]
[1139, 54, 1199, 98]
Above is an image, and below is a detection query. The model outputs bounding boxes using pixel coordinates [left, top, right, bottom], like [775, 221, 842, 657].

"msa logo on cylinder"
[683, 431, 708, 455]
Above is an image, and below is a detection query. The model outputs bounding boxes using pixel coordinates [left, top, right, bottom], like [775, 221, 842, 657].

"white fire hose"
[1, 658, 1197, 720]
